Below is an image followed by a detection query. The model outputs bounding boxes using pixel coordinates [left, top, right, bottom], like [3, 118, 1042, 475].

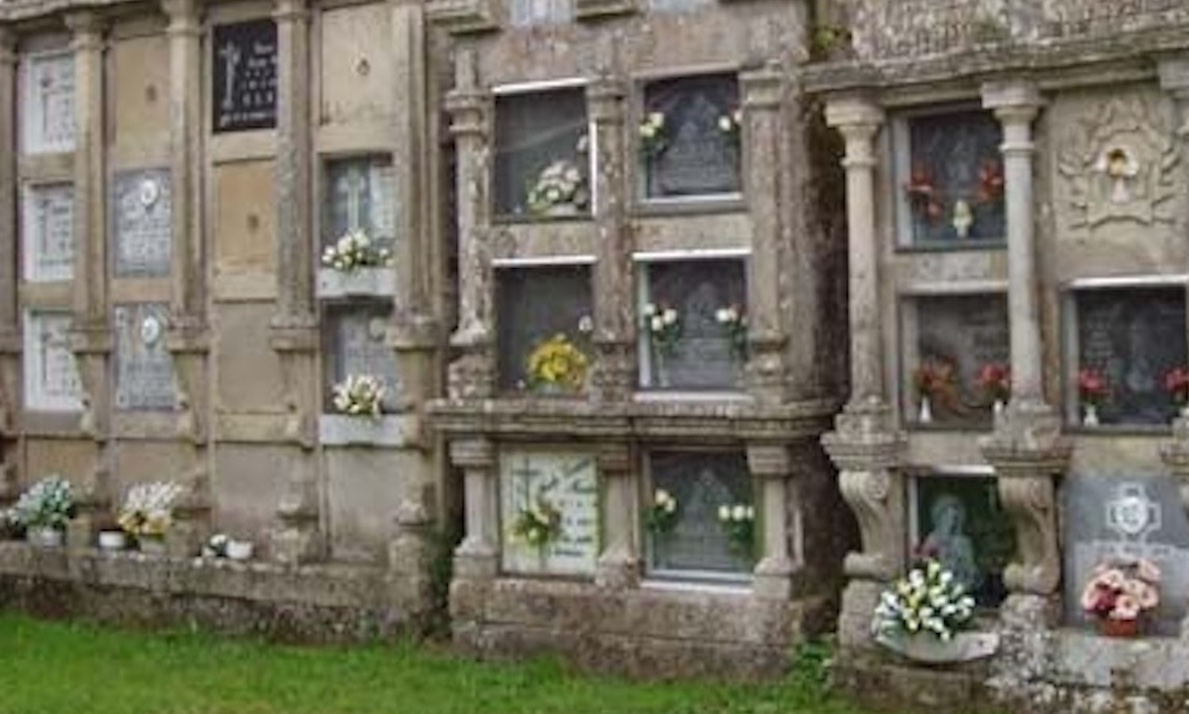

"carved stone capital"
[272, 0, 311, 23]
[449, 437, 495, 470]
[595, 442, 631, 475]
[586, 76, 625, 125]
[746, 443, 790, 479]
[267, 316, 319, 353]
[65, 11, 106, 45]
[589, 337, 634, 403]
[740, 62, 782, 111]
[982, 80, 1043, 127]
[162, 0, 203, 33]
[824, 93, 884, 132]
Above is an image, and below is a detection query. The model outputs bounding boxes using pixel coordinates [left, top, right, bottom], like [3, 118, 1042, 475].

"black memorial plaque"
[212, 20, 278, 133]
[649, 451, 752, 576]
[644, 74, 741, 199]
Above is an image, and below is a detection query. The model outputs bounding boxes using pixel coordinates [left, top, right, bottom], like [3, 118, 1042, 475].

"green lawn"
[0, 612, 871, 714]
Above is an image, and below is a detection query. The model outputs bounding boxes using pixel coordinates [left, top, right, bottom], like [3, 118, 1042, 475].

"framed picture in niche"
[1067, 285, 1187, 427]
[22, 182, 74, 282]
[638, 258, 747, 392]
[901, 293, 1009, 428]
[893, 109, 1005, 247]
[910, 473, 1015, 608]
[646, 450, 754, 579]
[493, 87, 590, 220]
[22, 51, 75, 154]
[495, 264, 593, 396]
[640, 74, 741, 201]
[323, 156, 396, 252]
[322, 302, 402, 414]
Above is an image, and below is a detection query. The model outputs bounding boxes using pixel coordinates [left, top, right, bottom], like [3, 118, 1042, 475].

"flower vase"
[27, 527, 63, 548]
[138, 535, 167, 556]
[1100, 617, 1141, 638]
[918, 396, 933, 424]
[1083, 404, 1100, 427]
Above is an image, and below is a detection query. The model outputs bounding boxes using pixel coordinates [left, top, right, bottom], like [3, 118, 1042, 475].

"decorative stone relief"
[1056, 95, 1180, 231]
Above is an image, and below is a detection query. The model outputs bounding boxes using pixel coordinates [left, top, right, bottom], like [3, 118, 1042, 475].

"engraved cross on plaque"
[218, 42, 242, 112]
[341, 168, 368, 232]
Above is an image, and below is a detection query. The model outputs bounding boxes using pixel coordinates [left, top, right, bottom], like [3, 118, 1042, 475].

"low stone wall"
[0, 542, 435, 644]
[451, 576, 835, 680]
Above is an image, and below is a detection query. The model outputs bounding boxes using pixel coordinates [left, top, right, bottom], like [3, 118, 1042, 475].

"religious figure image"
[920, 493, 981, 593]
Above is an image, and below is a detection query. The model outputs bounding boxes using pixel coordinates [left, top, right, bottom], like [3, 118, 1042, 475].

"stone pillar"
[66, 12, 113, 545]
[740, 62, 789, 406]
[820, 94, 904, 649]
[269, 0, 322, 563]
[595, 443, 638, 588]
[444, 49, 494, 399]
[162, 0, 212, 557]
[586, 74, 634, 402]
[451, 438, 498, 580]
[386, 0, 437, 587]
[747, 444, 796, 600]
[0, 29, 18, 501]
[979, 81, 1068, 624]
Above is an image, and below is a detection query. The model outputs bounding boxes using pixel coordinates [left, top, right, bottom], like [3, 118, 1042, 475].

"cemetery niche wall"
[427, 0, 852, 680]
[0, 0, 447, 645]
[810, 0, 1189, 711]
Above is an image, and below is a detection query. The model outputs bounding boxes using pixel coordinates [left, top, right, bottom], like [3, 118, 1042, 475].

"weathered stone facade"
[809, 0, 1189, 711]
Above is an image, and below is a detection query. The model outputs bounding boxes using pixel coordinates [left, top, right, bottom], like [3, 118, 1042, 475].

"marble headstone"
[1065, 473, 1189, 635]
[499, 450, 599, 576]
[112, 170, 172, 277]
[114, 303, 176, 411]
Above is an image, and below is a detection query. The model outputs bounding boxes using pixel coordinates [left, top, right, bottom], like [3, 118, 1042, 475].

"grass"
[0, 612, 877, 714]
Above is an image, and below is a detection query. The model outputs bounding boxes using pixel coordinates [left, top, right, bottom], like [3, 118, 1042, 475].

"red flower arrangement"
[914, 357, 956, 399]
[977, 362, 1011, 404]
[905, 167, 944, 223]
[1164, 366, 1189, 406]
[1078, 367, 1109, 408]
[977, 160, 1005, 204]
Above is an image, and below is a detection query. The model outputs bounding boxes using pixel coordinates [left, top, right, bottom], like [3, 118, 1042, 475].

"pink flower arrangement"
[977, 362, 1011, 403]
[1080, 558, 1161, 623]
[1164, 366, 1189, 406]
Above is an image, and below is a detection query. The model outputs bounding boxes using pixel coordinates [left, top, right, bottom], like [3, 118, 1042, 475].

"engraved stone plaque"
[323, 303, 402, 412]
[644, 74, 740, 199]
[1065, 474, 1189, 635]
[911, 475, 1014, 608]
[22, 182, 74, 282]
[496, 265, 593, 393]
[23, 311, 83, 411]
[500, 450, 599, 576]
[22, 52, 75, 154]
[324, 157, 395, 250]
[649, 451, 751, 576]
[114, 303, 176, 411]
[642, 259, 745, 391]
[910, 293, 1009, 427]
[212, 20, 278, 132]
[113, 169, 172, 277]
[1075, 287, 1187, 426]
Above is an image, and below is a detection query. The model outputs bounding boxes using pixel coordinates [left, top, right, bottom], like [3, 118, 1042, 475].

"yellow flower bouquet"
[526, 333, 589, 394]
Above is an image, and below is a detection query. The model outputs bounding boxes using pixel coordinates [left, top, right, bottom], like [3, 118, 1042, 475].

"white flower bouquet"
[718, 107, 743, 137]
[643, 302, 681, 357]
[638, 111, 668, 158]
[717, 502, 755, 558]
[203, 532, 231, 558]
[321, 230, 392, 272]
[646, 488, 679, 535]
[331, 374, 386, 419]
[714, 304, 748, 359]
[526, 159, 589, 216]
[118, 481, 185, 538]
[9, 475, 75, 531]
[874, 559, 976, 642]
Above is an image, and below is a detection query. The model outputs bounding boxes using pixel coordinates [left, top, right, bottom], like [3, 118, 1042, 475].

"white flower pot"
[27, 527, 63, 548]
[98, 531, 127, 551]
[1083, 404, 1100, 427]
[226, 540, 254, 561]
[918, 396, 933, 424]
[875, 630, 1000, 664]
[316, 267, 396, 299]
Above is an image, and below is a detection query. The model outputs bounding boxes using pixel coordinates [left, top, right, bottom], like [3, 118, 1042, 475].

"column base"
[453, 539, 498, 580]
[753, 554, 795, 600]
[837, 578, 883, 650]
[595, 550, 640, 590]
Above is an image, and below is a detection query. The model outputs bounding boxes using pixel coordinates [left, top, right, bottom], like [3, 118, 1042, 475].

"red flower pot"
[1099, 617, 1141, 638]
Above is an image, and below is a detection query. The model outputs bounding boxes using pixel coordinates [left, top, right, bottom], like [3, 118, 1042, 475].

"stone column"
[386, 0, 437, 588]
[452, 438, 498, 580]
[595, 443, 638, 588]
[740, 62, 789, 406]
[820, 94, 904, 649]
[0, 29, 18, 502]
[979, 81, 1068, 624]
[66, 12, 113, 545]
[162, 0, 212, 557]
[747, 444, 796, 600]
[444, 49, 495, 399]
[269, 0, 322, 563]
[586, 74, 634, 402]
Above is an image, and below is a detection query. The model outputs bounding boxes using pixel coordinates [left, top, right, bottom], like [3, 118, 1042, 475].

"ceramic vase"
[26, 527, 63, 548]
[1083, 404, 1100, 427]
[919, 396, 933, 424]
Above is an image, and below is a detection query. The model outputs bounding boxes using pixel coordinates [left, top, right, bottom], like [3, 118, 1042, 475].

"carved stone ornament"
[1057, 95, 1180, 230]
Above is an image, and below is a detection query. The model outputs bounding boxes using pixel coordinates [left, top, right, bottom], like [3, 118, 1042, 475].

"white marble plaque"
[23, 311, 82, 411]
[22, 182, 74, 282]
[324, 304, 402, 412]
[114, 303, 175, 411]
[500, 450, 599, 576]
[22, 52, 75, 154]
[113, 170, 173, 277]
